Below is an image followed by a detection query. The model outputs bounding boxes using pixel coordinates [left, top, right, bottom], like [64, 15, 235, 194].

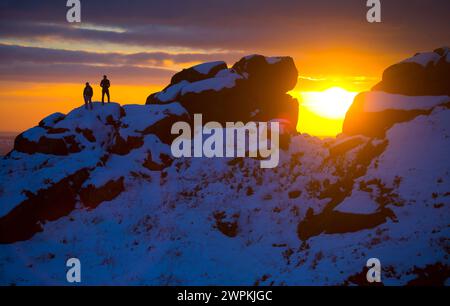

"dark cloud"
[0, 61, 174, 84]
[0, 44, 248, 84]
[0, 0, 449, 85]
[0, 0, 448, 52]
[0, 44, 243, 66]
[2, 0, 449, 29]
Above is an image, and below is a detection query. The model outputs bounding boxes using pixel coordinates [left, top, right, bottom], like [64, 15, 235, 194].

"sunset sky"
[0, 0, 449, 135]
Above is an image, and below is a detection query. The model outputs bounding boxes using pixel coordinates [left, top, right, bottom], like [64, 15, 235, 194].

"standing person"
[83, 82, 93, 110]
[100, 75, 111, 104]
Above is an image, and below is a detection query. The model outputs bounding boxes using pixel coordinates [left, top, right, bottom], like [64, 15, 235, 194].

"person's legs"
[106, 89, 110, 103]
[102, 90, 105, 105]
[88, 96, 93, 110]
[83, 95, 89, 109]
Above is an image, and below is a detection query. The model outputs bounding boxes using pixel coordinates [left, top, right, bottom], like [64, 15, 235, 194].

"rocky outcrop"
[1, 52, 449, 285]
[8, 72, 399, 244]
[372, 47, 450, 96]
[343, 47, 450, 137]
[14, 131, 81, 155]
[342, 92, 449, 137]
[0, 168, 89, 243]
[80, 177, 125, 209]
[0, 102, 186, 243]
[146, 55, 299, 129]
[297, 207, 397, 241]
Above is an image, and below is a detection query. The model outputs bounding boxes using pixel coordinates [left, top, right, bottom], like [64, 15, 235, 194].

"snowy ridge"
[0, 52, 449, 285]
[362, 92, 449, 112]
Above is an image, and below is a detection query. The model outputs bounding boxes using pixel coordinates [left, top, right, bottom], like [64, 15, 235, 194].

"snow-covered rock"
[372, 47, 450, 96]
[344, 47, 450, 137]
[146, 54, 299, 130]
[343, 92, 449, 137]
[0, 53, 449, 286]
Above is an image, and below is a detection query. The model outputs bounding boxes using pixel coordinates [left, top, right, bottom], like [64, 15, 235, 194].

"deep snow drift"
[0, 51, 449, 285]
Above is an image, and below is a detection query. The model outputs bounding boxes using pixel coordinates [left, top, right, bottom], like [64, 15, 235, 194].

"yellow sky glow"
[0, 82, 162, 132]
[291, 86, 358, 137]
[0, 81, 362, 137]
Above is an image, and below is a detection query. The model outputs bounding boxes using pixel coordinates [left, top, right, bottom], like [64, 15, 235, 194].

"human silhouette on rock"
[83, 82, 93, 110]
[100, 75, 111, 104]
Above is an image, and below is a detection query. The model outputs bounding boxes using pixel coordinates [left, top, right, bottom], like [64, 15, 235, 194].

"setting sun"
[290, 87, 358, 137]
[301, 87, 357, 119]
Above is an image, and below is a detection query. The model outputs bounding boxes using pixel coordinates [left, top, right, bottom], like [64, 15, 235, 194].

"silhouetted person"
[100, 75, 110, 104]
[83, 82, 93, 110]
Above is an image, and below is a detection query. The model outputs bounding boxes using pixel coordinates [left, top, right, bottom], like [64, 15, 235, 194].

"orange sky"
[0, 82, 162, 132]
[0, 67, 378, 136]
[0, 1, 448, 136]
[0, 46, 387, 135]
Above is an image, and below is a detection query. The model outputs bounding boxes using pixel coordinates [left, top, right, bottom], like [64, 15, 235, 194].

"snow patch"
[192, 61, 226, 75]
[155, 81, 190, 103]
[402, 52, 441, 67]
[266, 57, 282, 64]
[362, 92, 449, 112]
[181, 70, 243, 95]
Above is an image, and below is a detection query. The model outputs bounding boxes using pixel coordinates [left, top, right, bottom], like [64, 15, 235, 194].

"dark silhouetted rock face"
[342, 92, 447, 137]
[343, 47, 450, 137]
[372, 47, 450, 96]
[146, 55, 299, 129]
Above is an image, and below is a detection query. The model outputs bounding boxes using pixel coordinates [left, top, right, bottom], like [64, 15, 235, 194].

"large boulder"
[1, 101, 183, 243]
[372, 47, 450, 96]
[146, 55, 299, 129]
[343, 47, 450, 137]
[343, 92, 449, 137]
[231, 55, 298, 94]
[14, 127, 81, 155]
[0, 168, 90, 243]
[12, 102, 189, 157]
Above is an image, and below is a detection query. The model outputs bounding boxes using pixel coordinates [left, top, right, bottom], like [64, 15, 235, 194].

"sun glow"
[290, 86, 358, 137]
[300, 87, 357, 119]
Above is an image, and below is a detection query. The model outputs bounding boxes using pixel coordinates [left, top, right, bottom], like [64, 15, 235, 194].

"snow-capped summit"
[0, 52, 449, 285]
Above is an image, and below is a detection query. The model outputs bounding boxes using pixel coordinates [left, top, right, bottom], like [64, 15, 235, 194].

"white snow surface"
[120, 102, 188, 138]
[401, 48, 449, 67]
[39, 112, 65, 128]
[192, 61, 226, 75]
[181, 69, 243, 95]
[402, 52, 441, 67]
[362, 92, 449, 112]
[0, 97, 449, 285]
[155, 81, 190, 103]
[266, 57, 282, 64]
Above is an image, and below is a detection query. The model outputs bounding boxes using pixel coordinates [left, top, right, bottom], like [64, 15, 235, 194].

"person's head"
[103, 75, 107, 79]
[85, 82, 89, 86]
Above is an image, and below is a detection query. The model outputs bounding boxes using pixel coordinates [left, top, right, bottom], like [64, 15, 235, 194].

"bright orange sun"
[290, 86, 358, 137]
[300, 87, 357, 119]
